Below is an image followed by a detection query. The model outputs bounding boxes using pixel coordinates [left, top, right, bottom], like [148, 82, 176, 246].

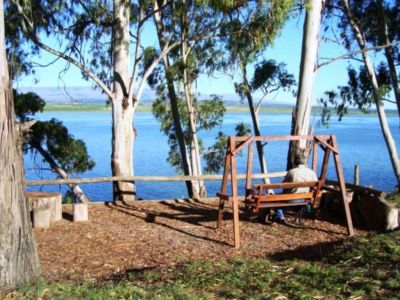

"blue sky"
[15, 14, 394, 108]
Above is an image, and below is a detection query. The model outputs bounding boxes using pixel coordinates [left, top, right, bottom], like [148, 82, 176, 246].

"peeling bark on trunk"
[0, 0, 40, 287]
[342, 0, 400, 187]
[111, 0, 135, 201]
[288, 0, 323, 169]
[376, 0, 400, 122]
[240, 63, 270, 184]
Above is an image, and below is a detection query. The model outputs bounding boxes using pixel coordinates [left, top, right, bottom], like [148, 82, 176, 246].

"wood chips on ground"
[33, 200, 367, 283]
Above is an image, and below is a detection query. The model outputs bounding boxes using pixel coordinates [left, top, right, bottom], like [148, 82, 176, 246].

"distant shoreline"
[43, 102, 398, 116]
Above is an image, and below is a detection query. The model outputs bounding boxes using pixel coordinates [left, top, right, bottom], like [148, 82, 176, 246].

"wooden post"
[312, 139, 318, 173]
[354, 164, 359, 185]
[331, 135, 354, 236]
[230, 137, 241, 249]
[217, 139, 232, 229]
[246, 143, 253, 191]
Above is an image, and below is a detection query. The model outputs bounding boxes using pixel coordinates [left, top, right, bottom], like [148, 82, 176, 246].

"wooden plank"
[230, 142, 241, 249]
[232, 137, 254, 155]
[325, 180, 386, 197]
[232, 134, 331, 143]
[256, 201, 310, 208]
[256, 192, 314, 202]
[25, 172, 288, 186]
[331, 135, 354, 236]
[245, 143, 253, 190]
[217, 143, 232, 229]
[252, 181, 319, 190]
[315, 136, 339, 154]
[312, 140, 318, 174]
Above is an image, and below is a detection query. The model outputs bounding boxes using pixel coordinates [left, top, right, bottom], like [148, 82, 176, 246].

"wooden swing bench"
[243, 181, 321, 213]
[216, 134, 355, 249]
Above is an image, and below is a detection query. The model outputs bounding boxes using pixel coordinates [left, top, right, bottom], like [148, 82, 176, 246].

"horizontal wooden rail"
[232, 134, 331, 142]
[25, 172, 288, 186]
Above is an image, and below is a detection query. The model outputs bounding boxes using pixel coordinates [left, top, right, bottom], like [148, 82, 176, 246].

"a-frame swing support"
[216, 134, 354, 249]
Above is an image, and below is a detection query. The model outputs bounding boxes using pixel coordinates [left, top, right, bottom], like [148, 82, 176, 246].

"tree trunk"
[152, 2, 196, 198]
[181, 4, 206, 199]
[376, 0, 400, 122]
[111, 0, 135, 201]
[0, 0, 40, 288]
[32, 142, 91, 203]
[240, 63, 270, 184]
[342, 0, 400, 187]
[288, 0, 323, 169]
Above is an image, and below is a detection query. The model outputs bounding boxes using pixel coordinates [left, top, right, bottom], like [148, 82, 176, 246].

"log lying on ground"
[322, 182, 398, 231]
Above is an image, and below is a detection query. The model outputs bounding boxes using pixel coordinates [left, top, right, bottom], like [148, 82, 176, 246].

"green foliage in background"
[14, 90, 95, 175]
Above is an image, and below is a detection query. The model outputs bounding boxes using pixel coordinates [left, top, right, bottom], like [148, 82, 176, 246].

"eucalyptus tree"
[151, 0, 229, 198]
[14, 91, 95, 203]
[7, 0, 178, 201]
[375, 0, 400, 120]
[222, 0, 295, 175]
[339, 0, 400, 121]
[287, 0, 324, 169]
[0, 0, 40, 288]
[320, 0, 400, 187]
[152, 0, 195, 197]
[236, 59, 295, 176]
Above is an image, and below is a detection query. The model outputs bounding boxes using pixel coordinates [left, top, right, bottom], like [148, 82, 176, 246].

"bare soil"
[33, 200, 367, 283]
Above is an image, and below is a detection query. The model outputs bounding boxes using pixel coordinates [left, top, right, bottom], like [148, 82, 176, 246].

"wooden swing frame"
[216, 134, 354, 249]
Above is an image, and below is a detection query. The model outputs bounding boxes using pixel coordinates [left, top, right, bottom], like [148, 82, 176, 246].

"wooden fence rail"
[25, 172, 288, 186]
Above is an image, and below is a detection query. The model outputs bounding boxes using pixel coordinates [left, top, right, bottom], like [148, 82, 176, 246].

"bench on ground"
[244, 181, 321, 213]
[217, 180, 322, 227]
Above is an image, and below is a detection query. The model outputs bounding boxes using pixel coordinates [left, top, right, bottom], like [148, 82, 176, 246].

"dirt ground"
[33, 200, 368, 283]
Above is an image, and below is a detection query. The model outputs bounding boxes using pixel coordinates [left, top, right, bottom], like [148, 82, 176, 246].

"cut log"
[73, 203, 88, 222]
[27, 191, 62, 226]
[28, 195, 50, 228]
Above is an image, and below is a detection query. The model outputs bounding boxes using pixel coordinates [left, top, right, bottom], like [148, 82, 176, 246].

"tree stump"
[73, 203, 88, 222]
[27, 192, 62, 227]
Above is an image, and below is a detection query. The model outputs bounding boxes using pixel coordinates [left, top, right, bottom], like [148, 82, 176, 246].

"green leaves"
[13, 90, 45, 121]
[14, 91, 95, 174]
[251, 59, 296, 95]
[197, 95, 225, 130]
[318, 63, 393, 125]
[29, 119, 95, 174]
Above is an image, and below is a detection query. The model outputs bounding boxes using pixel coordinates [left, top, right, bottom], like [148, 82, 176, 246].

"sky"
[14, 12, 394, 109]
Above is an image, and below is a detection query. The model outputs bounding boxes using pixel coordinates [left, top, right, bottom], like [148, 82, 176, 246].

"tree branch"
[317, 40, 400, 70]
[11, 0, 114, 99]
[134, 40, 180, 106]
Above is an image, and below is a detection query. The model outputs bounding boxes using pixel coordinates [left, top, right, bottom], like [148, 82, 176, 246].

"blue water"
[25, 111, 400, 201]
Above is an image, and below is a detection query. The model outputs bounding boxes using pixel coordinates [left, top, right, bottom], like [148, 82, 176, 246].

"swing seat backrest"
[244, 180, 321, 213]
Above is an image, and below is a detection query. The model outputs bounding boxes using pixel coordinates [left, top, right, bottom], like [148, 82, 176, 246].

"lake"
[25, 111, 400, 201]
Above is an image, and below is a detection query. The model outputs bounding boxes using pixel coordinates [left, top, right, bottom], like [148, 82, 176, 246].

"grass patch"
[9, 230, 400, 299]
